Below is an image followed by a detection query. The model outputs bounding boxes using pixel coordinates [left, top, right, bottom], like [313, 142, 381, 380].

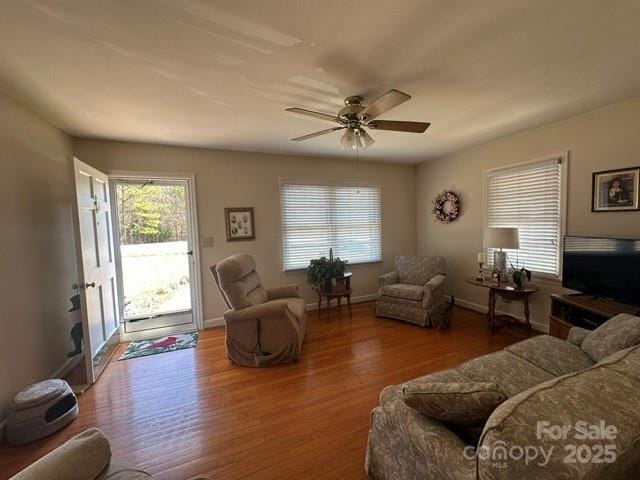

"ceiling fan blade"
[285, 107, 340, 124]
[291, 127, 345, 141]
[367, 120, 430, 133]
[358, 89, 411, 121]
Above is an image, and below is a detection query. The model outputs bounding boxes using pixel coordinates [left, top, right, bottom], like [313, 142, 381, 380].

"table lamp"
[483, 227, 519, 280]
[476, 252, 486, 280]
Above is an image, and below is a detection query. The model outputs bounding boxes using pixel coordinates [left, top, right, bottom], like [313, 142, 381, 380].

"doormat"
[118, 331, 198, 361]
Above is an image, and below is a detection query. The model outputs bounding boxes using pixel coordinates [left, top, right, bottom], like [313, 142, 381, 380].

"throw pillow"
[581, 314, 640, 363]
[402, 382, 506, 427]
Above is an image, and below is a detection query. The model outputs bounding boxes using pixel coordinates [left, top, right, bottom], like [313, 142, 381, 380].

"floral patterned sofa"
[376, 256, 453, 328]
[365, 313, 640, 479]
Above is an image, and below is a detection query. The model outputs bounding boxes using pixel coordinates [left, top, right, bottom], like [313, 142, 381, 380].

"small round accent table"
[317, 272, 352, 319]
[466, 277, 539, 335]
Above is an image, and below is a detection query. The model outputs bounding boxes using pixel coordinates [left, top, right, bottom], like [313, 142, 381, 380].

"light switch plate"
[201, 236, 214, 248]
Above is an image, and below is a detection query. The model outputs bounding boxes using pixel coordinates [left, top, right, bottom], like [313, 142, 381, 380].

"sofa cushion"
[505, 335, 594, 376]
[567, 326, 591, 347]
[456, 350, 555, 397]
[478, 345, 640, 479]
[12, 428, 111, 480]
[403, 382, 506, 427]
[379, 283, 424, 301]
[581, 313, 640, 362]
[381, 368, 470, 406]
[377, 294, 422, 308]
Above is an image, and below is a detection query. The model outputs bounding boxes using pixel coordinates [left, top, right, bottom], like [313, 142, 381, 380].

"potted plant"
[510, 264, 531, 288]
[307, 249, 348, 292]
[307, 256, 332, 292]
[330, 254, 348, 292]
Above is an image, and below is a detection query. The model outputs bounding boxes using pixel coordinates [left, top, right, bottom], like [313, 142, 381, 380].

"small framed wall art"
[592, 167, 639, 212]
[225, 207, 255, 241]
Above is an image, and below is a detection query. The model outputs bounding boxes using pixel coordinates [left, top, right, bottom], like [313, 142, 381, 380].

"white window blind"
[281, 183, 382, 270]
[486, 157, 565, 277]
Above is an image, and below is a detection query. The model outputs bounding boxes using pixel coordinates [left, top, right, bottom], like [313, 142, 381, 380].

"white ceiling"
[1, 0, 640, 163]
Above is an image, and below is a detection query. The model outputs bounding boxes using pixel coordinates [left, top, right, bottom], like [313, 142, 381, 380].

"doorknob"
[72, 282, 96, 290]
[86, 282, 96, 288]
[187, 250, 193, 256]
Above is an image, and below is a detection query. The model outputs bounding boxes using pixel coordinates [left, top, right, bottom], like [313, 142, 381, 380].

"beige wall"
[72, 139, 417, 322]
[0, 93, 76, 423]
[417, 96, 640, 331]
[3, 85, 636, 429]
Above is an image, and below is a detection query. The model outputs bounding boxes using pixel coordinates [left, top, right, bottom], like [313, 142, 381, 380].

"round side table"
[317, 272, 352, 319]
[466, 277, 539, 334]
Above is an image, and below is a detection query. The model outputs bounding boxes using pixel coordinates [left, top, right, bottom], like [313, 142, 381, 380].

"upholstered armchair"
[210, 254, 307, 367]
[376, 256, 453, 328]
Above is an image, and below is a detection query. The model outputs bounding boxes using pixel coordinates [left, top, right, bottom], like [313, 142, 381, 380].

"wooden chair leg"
[523, 296, 532, 336]
[487, 290, 496, 334]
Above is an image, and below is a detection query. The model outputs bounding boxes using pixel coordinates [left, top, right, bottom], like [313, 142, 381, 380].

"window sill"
[530, 275, 562, 287]
[283, 259, 383, 274]
[482, 268, 562, 287]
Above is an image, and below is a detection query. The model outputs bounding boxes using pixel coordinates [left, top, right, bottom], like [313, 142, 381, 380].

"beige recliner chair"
[210, 254, 307, 367]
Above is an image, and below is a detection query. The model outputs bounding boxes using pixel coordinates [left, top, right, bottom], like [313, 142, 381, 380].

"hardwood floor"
[0, 303, 529, 479]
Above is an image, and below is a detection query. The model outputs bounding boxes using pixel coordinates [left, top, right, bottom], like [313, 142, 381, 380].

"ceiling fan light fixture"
[340, 128, 357, 150]
[357, 129, 375, 149]
[287, 89, 429, 148]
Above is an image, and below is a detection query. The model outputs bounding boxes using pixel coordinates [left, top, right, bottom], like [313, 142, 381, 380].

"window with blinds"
[485, 156, 566, 278]
[280, 183, 382, 271]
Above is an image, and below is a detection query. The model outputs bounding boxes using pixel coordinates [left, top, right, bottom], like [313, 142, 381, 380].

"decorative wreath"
[432, 190, 460, 224]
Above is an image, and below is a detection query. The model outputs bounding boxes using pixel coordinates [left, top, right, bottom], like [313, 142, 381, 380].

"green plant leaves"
[306, 255, 348, 287]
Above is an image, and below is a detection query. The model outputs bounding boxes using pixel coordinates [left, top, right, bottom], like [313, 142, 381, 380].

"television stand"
[549, 293, 640, 340]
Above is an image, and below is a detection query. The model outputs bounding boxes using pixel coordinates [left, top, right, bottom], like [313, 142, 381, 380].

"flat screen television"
[563, 235, 640, 306]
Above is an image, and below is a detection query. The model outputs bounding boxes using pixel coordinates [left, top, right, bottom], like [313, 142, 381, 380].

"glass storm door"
[112, 178, 197, 338]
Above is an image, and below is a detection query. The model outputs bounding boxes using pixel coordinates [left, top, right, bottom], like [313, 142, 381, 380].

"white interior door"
[71, 158, 119, 383]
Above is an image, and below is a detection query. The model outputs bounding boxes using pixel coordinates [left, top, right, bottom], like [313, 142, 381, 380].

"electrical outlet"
[201, 236, 214, 248]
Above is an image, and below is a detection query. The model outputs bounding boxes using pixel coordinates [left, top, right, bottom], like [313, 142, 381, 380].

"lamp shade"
[356, 129, 375, 149]
[340, 129, 356, 150]
[483, 227, 519, 249]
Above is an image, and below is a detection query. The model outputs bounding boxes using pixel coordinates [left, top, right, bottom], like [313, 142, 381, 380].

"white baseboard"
[51, 354, 84, 380]
[203, 293, 378, 329]
[456, 298, 549, 334]
[203, 295, 550, 333]
[204, 317, 224, 329]
[305, 293, 377, 311]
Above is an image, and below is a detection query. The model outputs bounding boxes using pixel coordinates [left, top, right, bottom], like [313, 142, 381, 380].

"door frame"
[108, 171, 204, 339]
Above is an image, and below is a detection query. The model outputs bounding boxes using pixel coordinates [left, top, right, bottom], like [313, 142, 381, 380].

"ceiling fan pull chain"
[356, 137, 360, 194]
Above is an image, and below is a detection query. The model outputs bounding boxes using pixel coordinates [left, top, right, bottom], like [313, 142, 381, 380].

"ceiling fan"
[285, 89, 430, 150]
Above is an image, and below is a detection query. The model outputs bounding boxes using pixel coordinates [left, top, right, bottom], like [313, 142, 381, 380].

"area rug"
[118, 331, 198, 361]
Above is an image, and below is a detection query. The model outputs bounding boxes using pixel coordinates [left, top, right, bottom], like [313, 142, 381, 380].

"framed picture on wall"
[225, 207, 255, 241]
[592, 167, 640, 212]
